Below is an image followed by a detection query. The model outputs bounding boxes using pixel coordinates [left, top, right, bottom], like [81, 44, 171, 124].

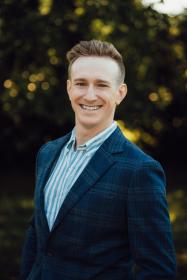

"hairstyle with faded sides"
[66, 39, 125, 84]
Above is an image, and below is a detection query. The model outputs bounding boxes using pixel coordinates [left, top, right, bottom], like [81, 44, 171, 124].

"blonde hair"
[66, 39, 125, 84]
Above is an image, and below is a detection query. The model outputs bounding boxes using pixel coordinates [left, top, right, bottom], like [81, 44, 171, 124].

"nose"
[84, 85, 97, 101]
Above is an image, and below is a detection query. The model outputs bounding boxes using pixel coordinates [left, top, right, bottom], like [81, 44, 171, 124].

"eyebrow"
[73, 78, 111, 84]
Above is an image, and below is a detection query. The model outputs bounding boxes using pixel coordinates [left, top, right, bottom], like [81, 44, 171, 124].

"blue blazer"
[20, 127, 177, 280]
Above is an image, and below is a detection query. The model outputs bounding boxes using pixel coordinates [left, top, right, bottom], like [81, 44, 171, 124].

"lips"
[80, 104, 102, 111]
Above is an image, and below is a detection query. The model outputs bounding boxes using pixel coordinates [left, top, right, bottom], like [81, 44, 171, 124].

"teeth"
[81, 105, 101, 111]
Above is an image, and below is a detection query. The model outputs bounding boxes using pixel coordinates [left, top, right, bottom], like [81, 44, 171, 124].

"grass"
[0, 169, 187, 280]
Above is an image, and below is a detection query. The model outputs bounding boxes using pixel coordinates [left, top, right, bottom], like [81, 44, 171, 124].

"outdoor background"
[0, 0, 187, 279]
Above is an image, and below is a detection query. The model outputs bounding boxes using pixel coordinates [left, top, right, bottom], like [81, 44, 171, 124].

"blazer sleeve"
[19, 214, 37, 279]
[127, 159, 177, 279]
[19, 143, 47, 279]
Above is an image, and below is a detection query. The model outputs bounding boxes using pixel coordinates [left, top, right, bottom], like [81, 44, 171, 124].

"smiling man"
[67, 55, 127, 145]
[20, 40, 176, 280]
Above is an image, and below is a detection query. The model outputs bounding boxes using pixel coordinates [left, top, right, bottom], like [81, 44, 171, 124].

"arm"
[19, 143, 46, 279]
[19, 214, 37, 279]
[127, 160, 177, 279]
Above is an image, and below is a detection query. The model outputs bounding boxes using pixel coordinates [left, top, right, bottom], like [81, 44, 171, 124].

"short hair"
[66, 39, 125, 84]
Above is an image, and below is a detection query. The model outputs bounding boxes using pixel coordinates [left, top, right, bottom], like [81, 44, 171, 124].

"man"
[20, 40, 177, 279]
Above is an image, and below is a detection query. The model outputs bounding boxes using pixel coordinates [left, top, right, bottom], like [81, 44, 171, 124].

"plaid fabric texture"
[20, 127, 177, 280]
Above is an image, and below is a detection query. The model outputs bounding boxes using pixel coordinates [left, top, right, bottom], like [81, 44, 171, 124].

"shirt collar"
[66, 122, 117, 152]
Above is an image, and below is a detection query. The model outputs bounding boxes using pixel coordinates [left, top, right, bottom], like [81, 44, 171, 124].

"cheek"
[107, 93, 117, 105]
[71, 90, 85, 100]
[97, 91, 114, 102]
[69, 92, 78, 104]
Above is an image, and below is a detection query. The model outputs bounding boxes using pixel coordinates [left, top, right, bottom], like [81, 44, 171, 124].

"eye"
[98, 84, 108, 87]
[75, 82, 86, 87]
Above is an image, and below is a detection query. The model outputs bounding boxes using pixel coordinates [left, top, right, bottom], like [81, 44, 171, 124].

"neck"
[75, 122, 113, 147]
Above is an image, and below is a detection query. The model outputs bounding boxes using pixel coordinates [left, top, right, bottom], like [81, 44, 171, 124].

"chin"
[81, 122, 100, 129]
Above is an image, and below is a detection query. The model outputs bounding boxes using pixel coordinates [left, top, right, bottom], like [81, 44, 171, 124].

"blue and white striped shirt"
[44, 122, 117, 230]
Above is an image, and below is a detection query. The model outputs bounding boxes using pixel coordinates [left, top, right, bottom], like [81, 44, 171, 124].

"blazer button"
[46, 251, 53, 257]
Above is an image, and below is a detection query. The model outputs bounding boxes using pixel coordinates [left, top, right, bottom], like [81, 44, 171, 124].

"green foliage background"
[0, 0, 187, 279]
[0, 0, 186, 166]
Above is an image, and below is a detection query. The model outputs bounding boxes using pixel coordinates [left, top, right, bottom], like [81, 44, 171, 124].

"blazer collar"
[101, 125, 128, 154]
[41, 126, 127, 166]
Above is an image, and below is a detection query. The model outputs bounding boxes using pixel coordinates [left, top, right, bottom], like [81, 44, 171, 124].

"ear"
[116, 83, 127, 105]
[67, 79, 72, 100]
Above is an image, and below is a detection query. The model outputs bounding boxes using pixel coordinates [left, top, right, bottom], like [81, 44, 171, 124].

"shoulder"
[106, 126, 165, 174]
[116, 132, 162, 167]
[34, 132, 71, 178]
[113, 131, 165, 184]
[37, 132, 71, 156]
[121, 139, 166, 193]
[35, 132, 71, 171]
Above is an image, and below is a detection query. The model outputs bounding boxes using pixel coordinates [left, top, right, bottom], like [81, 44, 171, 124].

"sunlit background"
[0, 0, 187, 279]
[143, 0, 187, 15]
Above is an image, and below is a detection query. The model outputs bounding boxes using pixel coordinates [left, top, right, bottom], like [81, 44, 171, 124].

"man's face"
[67, 56, 127, 132]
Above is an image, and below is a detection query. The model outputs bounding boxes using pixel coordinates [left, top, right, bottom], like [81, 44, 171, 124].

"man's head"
[66, 39, 125, 85]
[66, 40, 127, 133]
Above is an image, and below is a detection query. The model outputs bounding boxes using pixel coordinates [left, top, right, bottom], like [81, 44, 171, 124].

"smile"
[80, 104, 102, 111]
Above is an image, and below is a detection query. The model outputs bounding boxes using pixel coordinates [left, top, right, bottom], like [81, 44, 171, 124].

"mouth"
[80, 104, 102, 111]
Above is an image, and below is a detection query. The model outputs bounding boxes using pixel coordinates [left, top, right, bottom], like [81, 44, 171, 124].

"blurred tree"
[0, 0, 186, 168]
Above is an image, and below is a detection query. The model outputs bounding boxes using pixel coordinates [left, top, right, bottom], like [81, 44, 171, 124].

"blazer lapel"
[36, 133, 71, 233]
[50, 127, 127, 233]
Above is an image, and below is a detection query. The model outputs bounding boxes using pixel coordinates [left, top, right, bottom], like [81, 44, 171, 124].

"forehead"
[70, 56, 119, 82]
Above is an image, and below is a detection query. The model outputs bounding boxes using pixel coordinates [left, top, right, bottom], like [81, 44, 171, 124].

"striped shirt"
[44, 122, 117, 230]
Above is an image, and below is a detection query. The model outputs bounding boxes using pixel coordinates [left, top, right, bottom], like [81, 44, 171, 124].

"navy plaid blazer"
[20, 127, 177, 280]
